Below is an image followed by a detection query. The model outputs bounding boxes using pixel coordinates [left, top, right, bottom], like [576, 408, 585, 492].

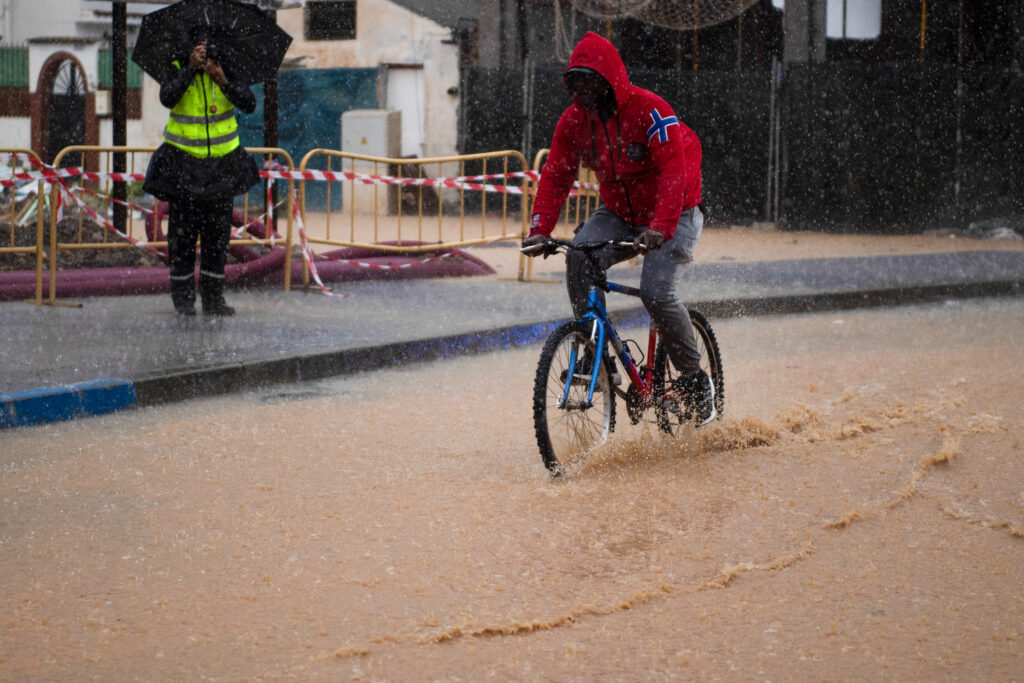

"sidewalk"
[2, 246, 1023, 428]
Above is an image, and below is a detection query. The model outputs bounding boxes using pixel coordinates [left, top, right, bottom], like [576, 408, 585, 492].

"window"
[305, 0, 357, 41]
[826, 0, 881, 40]
[0, 46, 28, 87]
[771, 0, 881, 39]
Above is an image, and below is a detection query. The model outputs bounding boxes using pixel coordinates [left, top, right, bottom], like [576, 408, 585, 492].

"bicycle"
[523, 238, 724, 476]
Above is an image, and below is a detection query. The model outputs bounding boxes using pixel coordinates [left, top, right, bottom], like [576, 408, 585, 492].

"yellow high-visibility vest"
[163, 62, 240, 158]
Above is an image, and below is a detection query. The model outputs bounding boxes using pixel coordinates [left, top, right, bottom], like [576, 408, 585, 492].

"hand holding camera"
[188, 42, 227, 85]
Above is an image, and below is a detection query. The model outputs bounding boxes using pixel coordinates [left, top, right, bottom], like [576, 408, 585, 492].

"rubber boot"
[199, 274, 235, 317]
[170, 274, 196, 316]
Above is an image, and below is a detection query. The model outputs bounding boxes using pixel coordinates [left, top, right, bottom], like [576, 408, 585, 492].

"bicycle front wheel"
[652, 309, 725, 435]
[533, 321, 616, 476]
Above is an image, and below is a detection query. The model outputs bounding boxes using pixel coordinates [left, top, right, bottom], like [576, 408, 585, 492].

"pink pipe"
[0, 224, 495, 301]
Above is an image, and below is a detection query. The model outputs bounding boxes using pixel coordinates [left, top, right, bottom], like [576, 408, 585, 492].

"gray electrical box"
[341, 109, 401, 159]
[340, 109, 402, 215]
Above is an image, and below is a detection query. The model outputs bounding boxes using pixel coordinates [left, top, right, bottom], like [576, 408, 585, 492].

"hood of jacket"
[565, 31, 631, 109]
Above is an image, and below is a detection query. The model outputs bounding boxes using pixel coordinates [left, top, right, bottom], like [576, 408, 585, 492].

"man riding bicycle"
[522, 31, 715, 426]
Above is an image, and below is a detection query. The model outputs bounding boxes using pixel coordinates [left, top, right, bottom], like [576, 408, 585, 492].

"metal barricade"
[519, 148, 601, 282]
[0, 149, 46, 305]
[247, 147, 297, 292]
[295, 149, 530, 289]
[45, 145, 296, 305]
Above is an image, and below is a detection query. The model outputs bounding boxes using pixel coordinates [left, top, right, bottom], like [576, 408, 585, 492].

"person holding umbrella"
[141, 32, 258, 316]
[135, 0, 292, 317]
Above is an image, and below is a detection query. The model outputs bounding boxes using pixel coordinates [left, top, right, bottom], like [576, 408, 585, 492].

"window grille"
[305, 0, 357, 41]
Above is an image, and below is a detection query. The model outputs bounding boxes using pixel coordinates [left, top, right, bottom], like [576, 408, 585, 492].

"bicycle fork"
[559, 286, 648, 410]
[559, 317, 606, 410]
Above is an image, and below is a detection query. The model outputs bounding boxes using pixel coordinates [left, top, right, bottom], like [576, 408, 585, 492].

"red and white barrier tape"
[21, 173, 470, 280]
[290, 189, 335, 296]
[254, 167, 605, 193]
[311, 246, 457, 271]
[69, 184, 159, 217]
[229, 195, 288, 243]
[54, 177, 165, 256]
[0, 168, 145, 185]
[3, 155, 581, 283]
[254, 168, 529, 195]
[68, 184, 285, 249]
[2, 159, 605, 194]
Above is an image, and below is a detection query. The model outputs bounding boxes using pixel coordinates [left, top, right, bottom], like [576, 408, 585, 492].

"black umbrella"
[132, 0, 292, 86]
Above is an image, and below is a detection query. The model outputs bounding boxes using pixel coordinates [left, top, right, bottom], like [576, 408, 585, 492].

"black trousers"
[167, 195, 233, 307]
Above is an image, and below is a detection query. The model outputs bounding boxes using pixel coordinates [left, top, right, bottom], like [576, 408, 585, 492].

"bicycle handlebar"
[519, 238, 643, 257]
[521, 238, 645, 295]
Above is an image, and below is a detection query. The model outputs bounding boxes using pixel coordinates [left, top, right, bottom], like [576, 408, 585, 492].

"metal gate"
[46, 60, 86, 167]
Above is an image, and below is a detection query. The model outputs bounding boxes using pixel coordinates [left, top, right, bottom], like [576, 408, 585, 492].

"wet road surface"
[2, 297, 1022, 680]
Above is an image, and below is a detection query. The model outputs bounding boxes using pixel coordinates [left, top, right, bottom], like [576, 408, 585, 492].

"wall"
[236, 68, 380, 210]
[2, 0, 149, 44]
[2, 0, 85, 44]
[276, 0, 460, 159]
[125, 73, 164, 149]
[0, 116, 30, 149]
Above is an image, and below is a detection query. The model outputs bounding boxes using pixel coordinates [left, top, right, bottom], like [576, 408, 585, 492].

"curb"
[3, 278, 1021, 428]
[131, 278, 1023, 408]
[698, 280, 1024, 319]
[0, 378, 136, 429]
[132, 317, 582, 407]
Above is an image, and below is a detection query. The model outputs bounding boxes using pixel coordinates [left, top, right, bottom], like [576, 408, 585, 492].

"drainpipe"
[112, 0, 127, 233]
[264, 8, 279, 234]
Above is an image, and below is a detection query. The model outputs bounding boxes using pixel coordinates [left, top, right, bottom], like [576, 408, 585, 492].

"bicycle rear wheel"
[533, 321, 616, 475]
[652, 310, 724, 435]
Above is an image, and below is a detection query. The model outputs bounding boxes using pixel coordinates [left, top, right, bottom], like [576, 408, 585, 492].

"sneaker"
[674, 369, 716, 427]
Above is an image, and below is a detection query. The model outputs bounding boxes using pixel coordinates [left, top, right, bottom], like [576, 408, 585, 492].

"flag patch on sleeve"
[646, 109, 679, 144]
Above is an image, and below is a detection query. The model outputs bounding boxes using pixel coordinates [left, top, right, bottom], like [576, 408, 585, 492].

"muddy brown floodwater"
[2, 298, 1022, 681]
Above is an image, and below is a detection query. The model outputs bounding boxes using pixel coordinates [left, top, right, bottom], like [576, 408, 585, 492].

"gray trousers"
[566, 205, 704, 375]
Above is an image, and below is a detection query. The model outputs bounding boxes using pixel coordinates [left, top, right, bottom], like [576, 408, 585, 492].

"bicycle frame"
[528, 236, 723, 472]
[561, 278, 660, 409]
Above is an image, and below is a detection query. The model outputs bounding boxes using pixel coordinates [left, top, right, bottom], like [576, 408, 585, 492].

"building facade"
[277, 0, 461, 159]
[0, 0, 467, 164]
[0, 0, 160, 162]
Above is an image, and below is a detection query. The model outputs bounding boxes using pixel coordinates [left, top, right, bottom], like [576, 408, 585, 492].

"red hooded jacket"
[530, 32, 702, 239]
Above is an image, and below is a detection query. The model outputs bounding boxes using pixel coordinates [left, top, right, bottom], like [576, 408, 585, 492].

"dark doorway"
[47, 60, 86, 166]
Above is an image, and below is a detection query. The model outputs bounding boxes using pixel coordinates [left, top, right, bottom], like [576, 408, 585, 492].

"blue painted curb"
[0, 378, 136, 429]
